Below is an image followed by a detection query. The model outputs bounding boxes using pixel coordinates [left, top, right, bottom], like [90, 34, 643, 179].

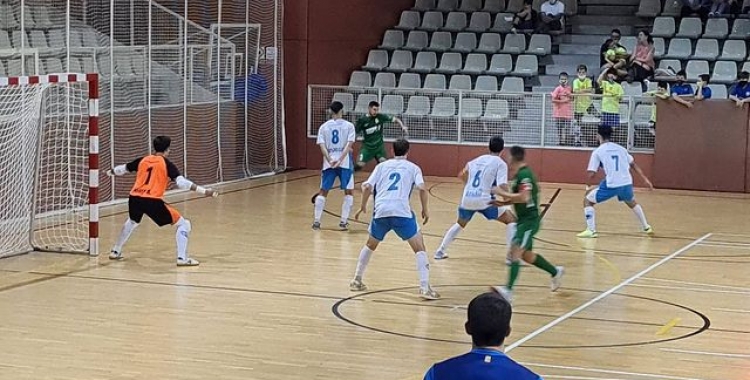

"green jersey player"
[354, 101, 407, 171]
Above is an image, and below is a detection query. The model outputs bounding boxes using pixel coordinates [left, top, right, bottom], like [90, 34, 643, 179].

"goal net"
[0, 74, 98, 258]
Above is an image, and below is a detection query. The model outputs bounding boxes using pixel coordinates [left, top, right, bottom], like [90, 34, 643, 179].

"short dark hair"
[509, 145, 525, 161]
[611, 29, 621, 35]
[699, 74, 710, 83]
[657, 81, 668, 89]
[606, 67, 619, 77]
[739, 71, 749, 80]
[393, 138, 410, 156]
[598, 125, 613, 140]
[559, 72, 569, 78]
[489, 136, 504, 153]
[577, 64, 587, 72]
[676, 70, 686, 77]
[153, 136, 171, 153]
[368, 101, 380, 108]
[523, 0, 532, 5]
[330, 101, 344, 114]
[466, 292, 512, 347]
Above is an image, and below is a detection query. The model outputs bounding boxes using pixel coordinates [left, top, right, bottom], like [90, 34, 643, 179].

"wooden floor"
[0, 170, 748, 380]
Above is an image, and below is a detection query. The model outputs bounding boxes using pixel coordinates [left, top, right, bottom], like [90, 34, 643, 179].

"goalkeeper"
[354, 100, 407, 171]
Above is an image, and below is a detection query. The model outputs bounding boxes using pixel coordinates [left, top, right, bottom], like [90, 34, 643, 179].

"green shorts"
[513, 219, 540, 251]
[358, 146, 387, 164]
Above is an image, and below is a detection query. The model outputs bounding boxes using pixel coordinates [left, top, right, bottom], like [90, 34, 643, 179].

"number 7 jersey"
[364, 158, 425, 219]
[460, 154, 509, 210]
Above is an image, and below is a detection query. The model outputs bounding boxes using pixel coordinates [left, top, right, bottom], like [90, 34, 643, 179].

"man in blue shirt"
[423, 292, 543, 380]
[730, 71, 750, 107]
[670, 70, 695, 108]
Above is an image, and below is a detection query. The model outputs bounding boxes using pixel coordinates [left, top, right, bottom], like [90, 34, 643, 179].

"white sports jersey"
[460, 154, 508, 210]
[364, 157, 425, 219]
[316, 118, 356, 170]
[588, 142, 634, 188]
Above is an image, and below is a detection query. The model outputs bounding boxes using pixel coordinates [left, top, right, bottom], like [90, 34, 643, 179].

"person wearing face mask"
[511, 0, 536, 33]
[573, 65, 594, 146]
[729, 71, 750, 107]
[597, 68, 624, 128]
[538, 0, 565, 33]
[600, 29, 623, 68]
[694, 74, 712, 101]
[551, 72, 574, 146]
[670, 70, 695, 108]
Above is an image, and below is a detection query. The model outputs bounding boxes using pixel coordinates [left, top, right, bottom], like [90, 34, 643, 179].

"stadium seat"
[512, 54, 538, 77]
[708, 84, 728, 99]
[720, 40, 747, 61]
[399, 73, 422, 89]
[482, 0, 506, 14]
[96, 54, 111, 76]
[703, 18, 728, 39]
[475, 75, 499, 91]
[562, 0, 577, 16]
[506, 0, 524, 13]
[437, 0, 459, 12]
[131, 54, 145, 76]
[81, 56, 96, 74]
[11, 31, 29, 49]
[421, 12, 445, 31]
[349, 71, 371, 87]
[712, 61, 738, 84]
[32, 6, 53, 28]
[663, 38, 691, 60]
[481, 99, 510, 121]
[487, 53, 513, 75]
[45, 57, 64, 73]
[425, 32, 450, 52]
[332, 93, 354, 112]
[379, 30, 405, 50]
[412, 51, 438, 73]
[81, 29, 100, 47]
[527, 34, 551, 56]
[635, 0, 661, 17]
[449, 74, 472, 90]
[404, 95, 431, 116]
[661, 0, 681, 17]
[742, 61, 750, 73]
[685, 60, 709, 81]
[453, 32, 477, 53]
[729, 19, 750, 39]
[476, 33, 502, 54]
[691, 39, 719, 61]
[435, 52, 462, 74]
[0, 6, 19, 29]
[501, 33, 526, 54]
[463, 53, 488, 75]
[396, 11, 421, 31]
[466, 12, 492, 33]
[620, 36, 637, 54]
[653, 37, 666, 59]
[431, 97, 457, 117]
[675, 17, 703, 39]
[461, 98, 484, 120]
[442, 12, 467, 32]
[0, 31, 10, 48]
[381, 95, 405, 115]
[404, 31, 429, 51]
[374, 72, 397, 88]
[491, 13, 514, 33]
[354, 94, 378, 114]
[386, 50, 413, 73]
[5, 60, 21, 76]
[413, 0, 437, 11]
[622, 82, 643, 97]
[362, 50, 388, 71]
[658, 59, 682, 73]
[501, 76, 524, 92]
[459, 0, 483, 12]
[29, 30, 48, 49]
[47, 29, 64, 47]
[70, 29, 84, 48]
[424, 73, 448, 89]
[69, 57, 82, 73]
[652, 17, 676, 38]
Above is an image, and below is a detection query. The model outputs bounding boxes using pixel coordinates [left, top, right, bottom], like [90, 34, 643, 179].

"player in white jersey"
[434, 136, 518, 264]
[350, 139, 440, 300]
[578, 125, 654, 238]
[312, 101, 357, 231]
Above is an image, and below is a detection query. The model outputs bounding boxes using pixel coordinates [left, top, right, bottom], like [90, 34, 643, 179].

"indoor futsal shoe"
[644, 226, 654, 235]
[349, 278, 367, 292]
[419, 286, 441, 300]
[490, 286, 513, 304]
[576, 229, 598, 238]
[109, 250, 123, 260]
[551, 266, 564, 292]
[434, 250, 448, 260]
[177, 257, 200, 266]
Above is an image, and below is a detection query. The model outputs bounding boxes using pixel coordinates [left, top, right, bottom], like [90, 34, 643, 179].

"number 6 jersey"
[460, 155, 509, 211]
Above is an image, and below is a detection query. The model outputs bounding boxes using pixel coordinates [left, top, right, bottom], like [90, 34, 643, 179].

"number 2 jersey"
[126, 155, 181, 200]
[363, 158, 425, 219]
[460, 154, 509, 211]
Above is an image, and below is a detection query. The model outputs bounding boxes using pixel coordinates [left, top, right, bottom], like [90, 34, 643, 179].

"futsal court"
[0, 170, 746, 380]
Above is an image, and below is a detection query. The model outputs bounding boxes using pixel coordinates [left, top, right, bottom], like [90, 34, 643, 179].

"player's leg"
[313, 170, 335, 229]
[148, 201, 199, 266]
[354, 149, 375, 171]
[578, 183, 615, 238]
[622, 186, 653, 234]
[496, 207, 518, 265]
[338, 168, 355, 230]
[434, 209, 472, 259]
[350, 218, 387, 291]
[110, 196, 144, 259]
[401, 219, 440, 300]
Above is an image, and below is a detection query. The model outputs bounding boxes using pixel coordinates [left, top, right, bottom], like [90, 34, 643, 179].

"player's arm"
[415, 169, 429, 224]
[316, 130, 334, 165]
[629, 157, 654, 190]
[332, 125, 357, 169]
[355, 166, 380, 220]
[458, 165, 469, 183]
[168, 160, 218, 197]
[671, 92, 693, 108]
[596, 68, 608, 85]
[106, 157, 142, 176]
[492, 185, 530, 204]
[393, 116, 407, 131]
[584, 152, 601, 190]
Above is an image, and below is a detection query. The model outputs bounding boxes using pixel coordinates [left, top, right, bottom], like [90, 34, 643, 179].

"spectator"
[537, 0, 564, 33]
[423, 292, 542, 380]
[573, 65, 596, 146]
[603, 43, 629, 79]
[680, 0, 712, 20]
[695, 74, 712, 100]
[709, 0, 735, 17]
[600, 29, 623, 67]
[644, 81, 670, 136]
[551, 72, 575, 145]
[629, 30, 655, 84]
[597, 68, 624, 127]
[670, 70, 695, 108]
[729, 71, 750, 107]
[511, 0, 537, 33]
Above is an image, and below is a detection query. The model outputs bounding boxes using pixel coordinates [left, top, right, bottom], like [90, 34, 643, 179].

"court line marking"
[523, 362, 710, 380]
[505, 233, 713, 352]
[543, 376, 634, 380]
[712, 307, 750, 314]
[641, 277, 750, 291]
[660, 348, 750, 358]
[628, 283, 750, 295]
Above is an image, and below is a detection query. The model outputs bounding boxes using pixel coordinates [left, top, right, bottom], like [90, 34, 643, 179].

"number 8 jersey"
[460, 154, 508, 210]
[364, 157, 425, 219]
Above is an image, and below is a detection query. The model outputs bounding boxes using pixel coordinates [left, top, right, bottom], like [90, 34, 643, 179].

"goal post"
[0, 73, 99, 258]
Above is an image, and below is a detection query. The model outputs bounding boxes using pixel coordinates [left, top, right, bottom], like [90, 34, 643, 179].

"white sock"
[584, 206, 596, 231]
[354, 246, 373, 280]
[415, 251, 430, 289]
[341, 195, 354, 224]
[175, 217, 191, 260]
[438, 223, 463, 253]
[632, 204, 649, 229]
[113, 218, 138, 253]
[314, 195, 326, 223]
[506, 222, 517, 255]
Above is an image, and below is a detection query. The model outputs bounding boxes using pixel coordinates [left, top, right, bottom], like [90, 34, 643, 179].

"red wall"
[284, 0, 414, 169]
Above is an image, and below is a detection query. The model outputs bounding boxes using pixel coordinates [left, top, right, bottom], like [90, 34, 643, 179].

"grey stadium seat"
[453, 32, 477, 53]
[412, 51, 438, 74]
[711, 61, 737, 84]
[487, 54, 513, 75]
[506, 0, 524, 13]
[527, 34, 551, 55]
[428, 32, 452, 52]
[475, 75, 499, 91]
[424, 73, 447, 89]
[349, 71, 371, 87]
[459, 0, 483, 12]
[381, 95, 404, 115]
[658, 59, 682, 73]
[0, 31, 10, 49]
[653, 37, 666, 59]
[463, 53, 488, 75]
[685, 60, 709, 81]
[332, 93, 354, 112]
[413, 0, 436, 11]
[620, 36, 637, 54]
[362, 50, 389, 71]
[404, 31, 429, 51]
[431, 97, 457, 117]
[379, 30, 404, 50]
[374, 72, 397, 88]
[636, 0, 661, 17]
[729, 19, 750, 40]
[512, 54, 538, 77]
[491, 13, 514, 33]
[501, 76, 524, 93]
[354, 94, 378, 114]
[435, 52, 462, 75]
[720, 40, 747, 61]
[461, 98, 484, 120]
[398, 73, 422, 89]
[675, 17, 703, 39]
[483, 0, 506, 14]
[405, 95, 431, 116]
[420, 12, 445, 32]
[437, 0, 459, 12]
[708, 84, 728, 99]
[396, 11, 421, 31]
[476, 33, 502, 54]
[622, 82, 643, 97]
[442, 12, 468, 32]
[81, 29, 100, 47]
[703, 18, 728, 39]
[501, 33, 526, 54]
[45, 57, 64, 74]
[12, 31, 29, 49]
[386, 50, 413, 73]
[481, 99, 510, 121]
[661, 0, 681, 17]
[467, 12, 492, 33]
[664, 38, 692, 60]
[691, 39, 719, 61]
[449, 74, 472, 90]
[651, 17, 676, 38]
[30, 30, 48, 48]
